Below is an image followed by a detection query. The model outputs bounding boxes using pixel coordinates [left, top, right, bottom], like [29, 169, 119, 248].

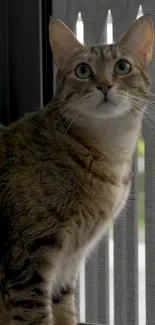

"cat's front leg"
[53, 287, 76, 325]
[11, 301, 53, 325]
[4, 278, 53, 325]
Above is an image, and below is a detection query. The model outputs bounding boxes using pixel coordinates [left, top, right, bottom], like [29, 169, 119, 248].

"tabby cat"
[0, 14, 154, 325]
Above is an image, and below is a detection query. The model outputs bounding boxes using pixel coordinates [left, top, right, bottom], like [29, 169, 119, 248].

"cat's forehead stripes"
[90, 44, 119, 60]
[68, 44, 120, 67]
[65, 43, 133, 72]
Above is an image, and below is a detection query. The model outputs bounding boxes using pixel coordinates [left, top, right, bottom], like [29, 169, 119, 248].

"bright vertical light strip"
[137, 5, 146, 325]
[79, 262, 86, 322]
[76, 12, 84, 44]
[137, 5, 143, 19]
[76, 13, 85, 323]
[107, 10, 113, 44]
[107, 11, 113, 325]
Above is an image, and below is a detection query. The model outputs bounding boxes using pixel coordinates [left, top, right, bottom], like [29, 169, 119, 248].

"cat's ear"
[49, 19, 84, 68]
[119, 15, 154, 62]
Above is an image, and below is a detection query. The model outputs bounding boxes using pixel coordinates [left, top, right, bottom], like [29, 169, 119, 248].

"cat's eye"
[75, 63, 92, 79]
[114, 59, 131, 75]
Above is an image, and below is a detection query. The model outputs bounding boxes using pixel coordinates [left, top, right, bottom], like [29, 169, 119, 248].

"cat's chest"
[53, 221, 108, 295]
[51, 176, 131, 296]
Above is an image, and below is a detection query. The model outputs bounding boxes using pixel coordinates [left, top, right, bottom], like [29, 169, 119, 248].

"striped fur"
[0, 17, 153, 324]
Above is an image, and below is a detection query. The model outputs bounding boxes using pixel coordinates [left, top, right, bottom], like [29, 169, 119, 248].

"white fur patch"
[75, 87, 131, 120]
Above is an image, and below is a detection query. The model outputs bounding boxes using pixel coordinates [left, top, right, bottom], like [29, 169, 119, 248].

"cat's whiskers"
[50, 109, 69, 129]
[54, 109, 76, 134]
[117, 90, 155, 115]
[120, 93, 155, 117]
[48, 92, 92, 133]
[148, 92, 155, 99]
[132, 103, 155, 130]
[115, 91, 155, 129]
[117, 91, 146, 105]
[128, 109, 134, 121]
[62, 111, 80, 139]
[132, 100, 155, 121]
[48, 99, 78, 128]
[117, 90, 147, 101]
[46, 88, 155, 135]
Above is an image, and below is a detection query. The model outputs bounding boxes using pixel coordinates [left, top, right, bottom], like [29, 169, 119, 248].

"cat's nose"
[97, 83, 113, 95]
[103, 84, 113, 94]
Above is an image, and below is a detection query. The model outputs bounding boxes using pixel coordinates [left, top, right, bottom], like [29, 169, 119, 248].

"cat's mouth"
[102, 92, 117, 106]
[104, 98, 116, 105]
[101, 96, 117, 106]
[104, 94, 108, 102]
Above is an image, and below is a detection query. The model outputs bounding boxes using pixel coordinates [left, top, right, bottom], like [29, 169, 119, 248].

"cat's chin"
[79, 100, 131, 120]
[75, 88, 132, 120]
[94, 100, 131, 119]
[93, 88, 132, 119]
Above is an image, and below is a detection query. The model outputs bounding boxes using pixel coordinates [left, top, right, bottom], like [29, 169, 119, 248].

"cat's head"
[49, 15, 154, 120]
